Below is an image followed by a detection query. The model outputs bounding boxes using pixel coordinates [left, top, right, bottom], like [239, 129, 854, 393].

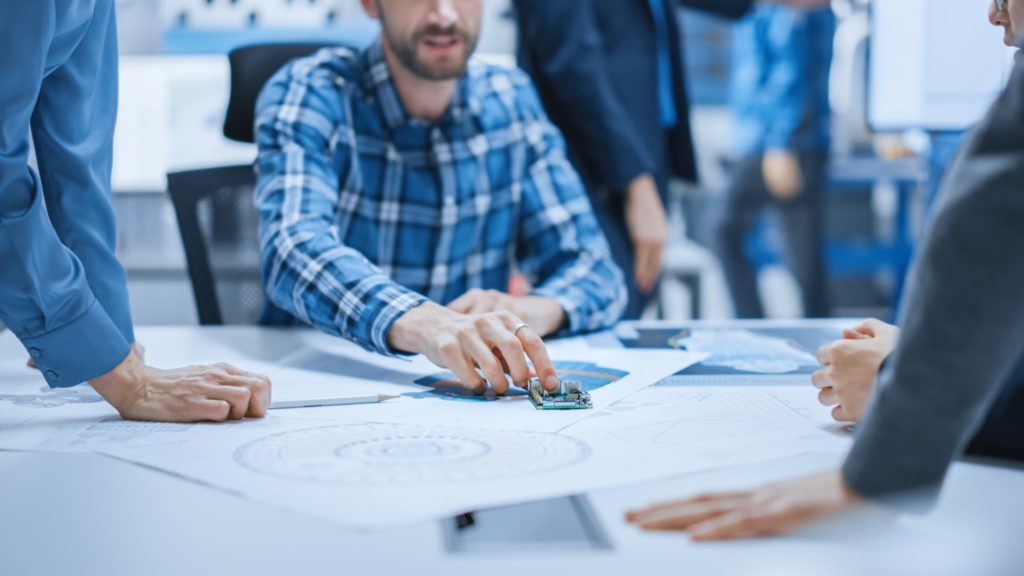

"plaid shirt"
[254, 41, 625, 355]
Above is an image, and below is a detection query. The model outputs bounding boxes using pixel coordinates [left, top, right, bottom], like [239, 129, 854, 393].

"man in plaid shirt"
[255, 0, 626, 395]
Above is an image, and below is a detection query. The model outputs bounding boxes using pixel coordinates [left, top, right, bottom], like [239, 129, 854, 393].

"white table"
[1, 325, 1022, 576]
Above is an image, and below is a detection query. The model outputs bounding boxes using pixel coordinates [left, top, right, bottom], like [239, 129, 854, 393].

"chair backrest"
[224, 43, 339, 143]
[170, 43, 336, 324]
[168, 165, 261, 325]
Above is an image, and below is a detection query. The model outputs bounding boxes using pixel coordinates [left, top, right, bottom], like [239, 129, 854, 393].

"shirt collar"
[360, 36, 473, 130]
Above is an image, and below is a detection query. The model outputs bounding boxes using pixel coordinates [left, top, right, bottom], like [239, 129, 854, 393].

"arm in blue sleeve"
[512, 77, 628, 333]
[0, 0, 131, 388]
[513, 0, 655, 192]
[760, 9, 810, 151]
[254, 60, 427, 356]
[33, 0, 135, 346]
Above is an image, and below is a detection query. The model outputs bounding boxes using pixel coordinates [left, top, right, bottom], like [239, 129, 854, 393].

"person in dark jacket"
[513, 0, 831, 318]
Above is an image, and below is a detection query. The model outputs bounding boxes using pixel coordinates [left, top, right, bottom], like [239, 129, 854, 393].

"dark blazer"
[513, 0, 754, 193]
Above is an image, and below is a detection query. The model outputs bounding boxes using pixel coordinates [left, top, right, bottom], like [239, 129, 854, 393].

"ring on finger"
[512, 322, 530, 337]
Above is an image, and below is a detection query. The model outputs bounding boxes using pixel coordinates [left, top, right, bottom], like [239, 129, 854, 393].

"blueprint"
[32, 387, 849, 530]
[263, 341, 702, 433]
[0, 339, 702, 449]
[0, 356, 120, 451]
[36, 415, 616, 528]
[0, 329, 850, 530]
[563, 385, 850, 473]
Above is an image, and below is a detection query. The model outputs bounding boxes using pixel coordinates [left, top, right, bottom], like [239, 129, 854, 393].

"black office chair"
[169, 43, 339, 325]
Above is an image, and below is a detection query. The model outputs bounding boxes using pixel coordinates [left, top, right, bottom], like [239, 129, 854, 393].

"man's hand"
[812, 319, 900, 422]
[389, 301, 560, 394]
[762, 150, 804, 201]
[625, 470, 859, 541]
[624, 174, 668, 294]
[447, 289, 566, 337]
[90, 349, 272, 422]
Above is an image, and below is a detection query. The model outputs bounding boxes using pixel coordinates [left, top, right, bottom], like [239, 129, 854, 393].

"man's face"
[365, 0, 482, 81]
[990, 0, 1024, 46]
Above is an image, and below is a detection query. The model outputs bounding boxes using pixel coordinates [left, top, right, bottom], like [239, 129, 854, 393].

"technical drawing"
[0, 386, 104, 408]
[234, 422, 591, 485]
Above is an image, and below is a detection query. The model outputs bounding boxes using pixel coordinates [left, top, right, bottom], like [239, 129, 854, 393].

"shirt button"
[29, 348, 42, 358]
[45, 370, 59, 381]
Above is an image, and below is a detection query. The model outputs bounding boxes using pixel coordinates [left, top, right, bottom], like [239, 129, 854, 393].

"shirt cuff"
[531, 287, 590, 336]
[367, 286, 429, 358]
[19, 297, 132, 388]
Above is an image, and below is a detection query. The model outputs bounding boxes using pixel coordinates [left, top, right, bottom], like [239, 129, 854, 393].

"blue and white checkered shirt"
[254, 41, 626, 356]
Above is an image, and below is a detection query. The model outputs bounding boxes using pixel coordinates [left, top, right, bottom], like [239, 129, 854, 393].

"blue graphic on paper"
[407, 361, 629, 402]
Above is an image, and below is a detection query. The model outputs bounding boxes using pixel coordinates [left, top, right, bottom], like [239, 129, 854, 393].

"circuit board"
[528, 378, 593, 410]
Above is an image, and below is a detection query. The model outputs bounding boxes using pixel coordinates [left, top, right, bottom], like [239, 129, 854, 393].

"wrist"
[837, 473, 863, 506]
[89, 350, 144, 410]
[523, 296, 567, 336]
[626, 173, 656, 200]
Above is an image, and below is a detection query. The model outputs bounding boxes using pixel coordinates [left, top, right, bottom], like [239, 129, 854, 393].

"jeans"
[712, 151, 829, 318]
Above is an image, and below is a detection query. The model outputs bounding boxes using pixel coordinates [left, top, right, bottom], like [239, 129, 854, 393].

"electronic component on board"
[528, 377, 593, 410]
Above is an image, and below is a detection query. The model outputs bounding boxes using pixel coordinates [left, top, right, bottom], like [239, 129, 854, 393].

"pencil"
[270, 394, 400, 410]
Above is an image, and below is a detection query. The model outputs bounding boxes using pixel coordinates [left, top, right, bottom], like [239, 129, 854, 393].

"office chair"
[169, 43, 340, 325]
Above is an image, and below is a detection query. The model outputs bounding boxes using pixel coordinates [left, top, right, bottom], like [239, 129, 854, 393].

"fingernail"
[545, 375, 559, 390]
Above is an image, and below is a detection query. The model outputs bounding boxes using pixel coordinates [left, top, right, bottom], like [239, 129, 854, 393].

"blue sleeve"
[513, 0, 655, 192]
[0, 0, 132, 388]
[512, 76, 627, 333]
[254, 57, 428, 356]
[760, 9, 811, 151]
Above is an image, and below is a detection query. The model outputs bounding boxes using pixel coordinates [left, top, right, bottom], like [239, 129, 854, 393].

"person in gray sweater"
[624, 0, 1024, 540]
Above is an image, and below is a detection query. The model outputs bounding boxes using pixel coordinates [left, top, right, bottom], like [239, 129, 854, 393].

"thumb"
[849, 320, 879, 338]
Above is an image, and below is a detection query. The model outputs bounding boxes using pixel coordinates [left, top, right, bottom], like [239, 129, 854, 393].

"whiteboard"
[868, 0, 1017, 131]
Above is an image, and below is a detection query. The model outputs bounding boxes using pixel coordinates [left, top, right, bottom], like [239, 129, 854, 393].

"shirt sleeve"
[760, 9, 811, 151]
[254, 58, 427, 356]
[841, 55, 1024, 501]
[511, 74, 628, 333]
[0, 1, 131, 388]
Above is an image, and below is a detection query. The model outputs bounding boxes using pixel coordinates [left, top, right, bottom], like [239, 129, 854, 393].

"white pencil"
[270, 394, 400, 410]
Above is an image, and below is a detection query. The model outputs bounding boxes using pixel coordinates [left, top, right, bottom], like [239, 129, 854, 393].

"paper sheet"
[566, 384, 851, 458]
[31, 384, 850, 530]
[0, 331, 850, 530]
[0, 338, 701, 450]
[256, 339, 704, 433]
[607, 323, 844, 376]
[0, 356, 120, 451]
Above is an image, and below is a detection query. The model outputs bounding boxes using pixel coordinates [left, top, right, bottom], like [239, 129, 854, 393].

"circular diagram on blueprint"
[233, 423, 590, 485]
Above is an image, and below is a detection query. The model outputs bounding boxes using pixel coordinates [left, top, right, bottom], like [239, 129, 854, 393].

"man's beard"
[383, 22, 478, 81]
